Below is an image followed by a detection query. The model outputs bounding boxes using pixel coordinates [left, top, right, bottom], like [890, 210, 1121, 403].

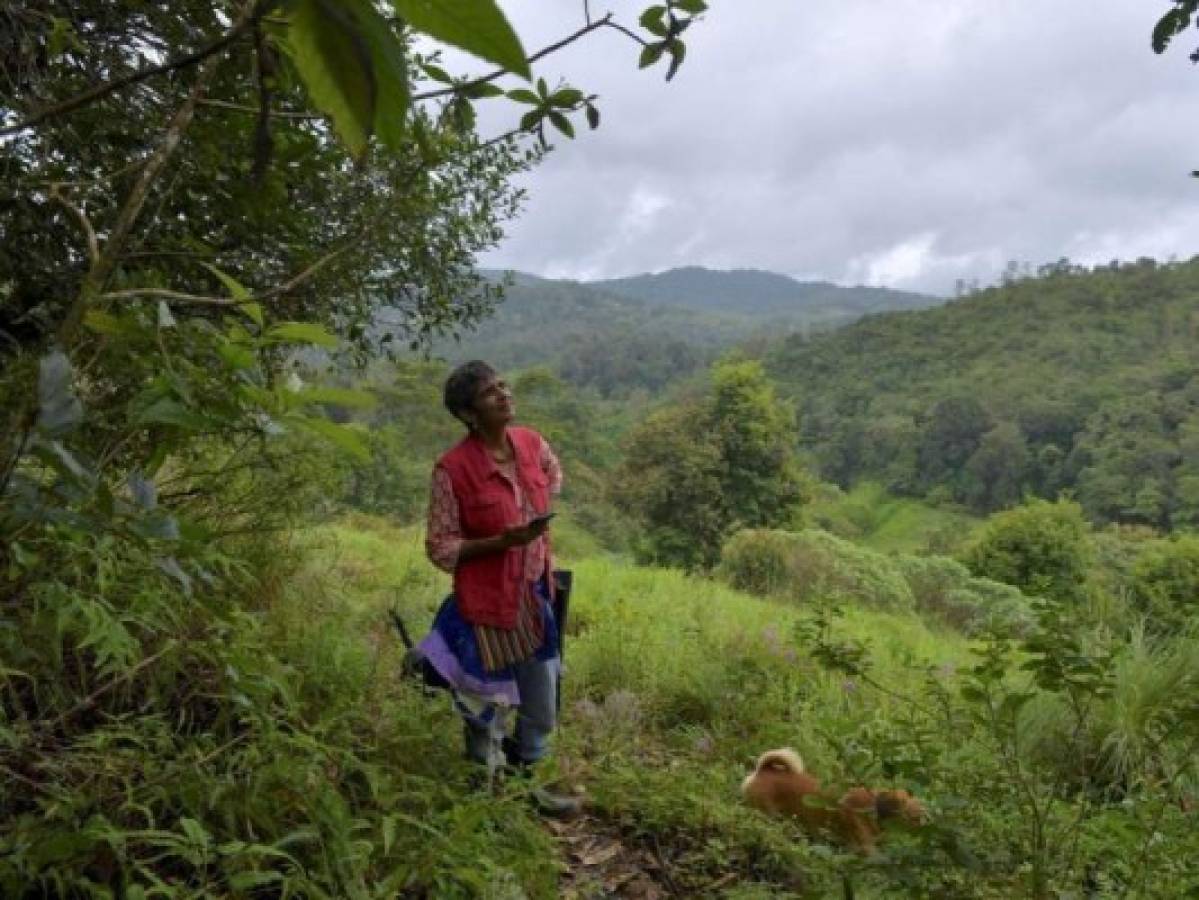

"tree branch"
[48, 184, 100, 266]
[0, 18, 256, 137]
[56, 3, 266, 347]
[198, 98, 324, 121]
[412, 14, 614, 100]
[100, 231, 364, 309]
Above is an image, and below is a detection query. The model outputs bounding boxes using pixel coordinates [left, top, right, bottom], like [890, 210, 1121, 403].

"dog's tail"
[755, 747, 806, 775]
[874, 789, 927, 826]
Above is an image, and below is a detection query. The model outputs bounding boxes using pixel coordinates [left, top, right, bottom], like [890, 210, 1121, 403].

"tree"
[615, 359, 805, 569]
[961, 498, 1094, 603]
[964, 421, 1031, 513]
[710, 358, 806, 529]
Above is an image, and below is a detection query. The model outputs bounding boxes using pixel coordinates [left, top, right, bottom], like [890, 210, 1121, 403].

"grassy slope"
[293, 516, 977, 898]
[807, 481, 980, 555]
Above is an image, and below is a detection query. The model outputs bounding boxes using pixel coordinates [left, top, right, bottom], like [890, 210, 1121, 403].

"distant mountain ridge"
[587, 265, 939, 322]
[434, 265, 945, 397]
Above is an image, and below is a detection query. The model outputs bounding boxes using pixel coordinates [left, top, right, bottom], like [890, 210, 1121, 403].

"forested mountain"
[590, 265, 939, 323]
[429, 267, 940, 396]
[427, 271, 761, 396]
[768, 257, 1199, 529]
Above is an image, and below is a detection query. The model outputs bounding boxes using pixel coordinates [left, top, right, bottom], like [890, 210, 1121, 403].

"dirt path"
[545, 814, 683, 899]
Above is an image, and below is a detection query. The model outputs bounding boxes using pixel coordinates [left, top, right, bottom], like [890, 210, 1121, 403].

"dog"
[741, 748, 926, 854]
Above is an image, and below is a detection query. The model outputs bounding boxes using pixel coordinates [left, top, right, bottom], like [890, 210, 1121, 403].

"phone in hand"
[527, 512, 557, 528]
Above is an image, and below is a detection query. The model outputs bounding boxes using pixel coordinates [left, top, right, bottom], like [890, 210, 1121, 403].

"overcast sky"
[465, 0, 1199, 295]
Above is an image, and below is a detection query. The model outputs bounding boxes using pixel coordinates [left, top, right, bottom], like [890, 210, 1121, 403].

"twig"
[604, 20, 651, 47]
[0, 14, 259, 137]
[99, 232, 362, 308]
[48, 184, 100, 266]
[27, 642, 177, 742]
[412, 14, 614, 100]
[198, 98, 324, 121]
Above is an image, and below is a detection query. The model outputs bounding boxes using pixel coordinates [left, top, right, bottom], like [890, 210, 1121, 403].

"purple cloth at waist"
[416, 579, 559, 706]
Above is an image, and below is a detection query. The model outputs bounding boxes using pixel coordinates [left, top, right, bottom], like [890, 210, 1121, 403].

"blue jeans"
[463, 655, 557, 765]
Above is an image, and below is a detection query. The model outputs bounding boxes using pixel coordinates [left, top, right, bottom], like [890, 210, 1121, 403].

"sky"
[463, 0, 1199, 296]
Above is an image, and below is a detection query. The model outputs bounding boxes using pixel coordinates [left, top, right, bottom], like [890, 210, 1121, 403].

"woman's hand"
[457, 517, 550, 563]
[501, 516, 551, 548]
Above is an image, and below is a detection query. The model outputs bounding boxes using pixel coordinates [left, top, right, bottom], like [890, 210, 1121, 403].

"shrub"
[960, 498, 1094, 602]
[718, 528, 915, 611]
[1129, 534, 1199, 630]
[895, 554, 1032, 634]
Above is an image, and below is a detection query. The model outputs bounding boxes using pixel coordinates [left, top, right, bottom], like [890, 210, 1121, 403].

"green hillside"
[768, 257, 1199, 529]
[427, 272, 757, 397]
[591, 266, 939, 323]
[429, 268, 943, 398]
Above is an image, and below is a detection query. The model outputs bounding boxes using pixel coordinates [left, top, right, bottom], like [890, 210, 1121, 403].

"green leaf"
[134, 397, 211, 431]
[201, 263, 252, 301]
[83, 310, 132, 336]
[585, 103, 600, 130]
[298, 386, 378, 410]
[639, 42, 666, 69]
[673, 0, 708, 13]
[536, 77, 548, 98]
[665, 39, 686, 81]
[287, 0, 378, 157]
[216, 340, 256, 371]
[237, 302, 265, 328]
[292, 415, 371, 461]
[550, 88, 585, 108]
[420, 62, 454, 83]
[519, 109, 543, 132]
[355, 0, 411, 149]
[266, 322, 339, 348]
[1153, 6, 1194, 53]
[392, 0, 530, 79]
[548, 111, 575, 139]
[639, 5, 668, 32]
[228, 871, 284, 890]
[507, 88, 539, 104]
[463, 81, 504, 99]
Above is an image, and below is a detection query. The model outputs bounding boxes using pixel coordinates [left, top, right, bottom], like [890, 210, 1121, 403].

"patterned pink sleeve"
[540, 437, 563, 496]
[425, 466, 461, 573]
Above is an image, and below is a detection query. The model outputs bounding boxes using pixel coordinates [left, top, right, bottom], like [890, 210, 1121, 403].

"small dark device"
[528, 512, 557, 528]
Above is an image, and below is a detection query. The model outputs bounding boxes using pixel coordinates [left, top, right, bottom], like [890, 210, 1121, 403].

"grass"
[808, 481, 979, 555]
[284, 516, 986, 897]
[264, 514, 1199, 897]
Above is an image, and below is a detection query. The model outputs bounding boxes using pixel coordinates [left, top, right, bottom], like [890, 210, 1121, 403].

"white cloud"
[476, 0, 1199, 293]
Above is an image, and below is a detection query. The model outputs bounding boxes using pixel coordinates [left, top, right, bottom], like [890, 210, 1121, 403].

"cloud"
[474, 0, 1199, 294]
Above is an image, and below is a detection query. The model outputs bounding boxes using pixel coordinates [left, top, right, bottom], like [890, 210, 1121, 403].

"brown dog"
[741, 748, 926, 854]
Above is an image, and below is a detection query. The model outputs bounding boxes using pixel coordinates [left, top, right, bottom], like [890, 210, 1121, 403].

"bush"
[894, 554, 1032, 634]
[960, 498, 1094, 602]
[1130, 534, 1199, 630]
[718, 528, 915, 611]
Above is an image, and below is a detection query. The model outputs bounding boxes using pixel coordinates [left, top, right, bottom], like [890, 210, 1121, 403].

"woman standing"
[418, 361, 578, 813]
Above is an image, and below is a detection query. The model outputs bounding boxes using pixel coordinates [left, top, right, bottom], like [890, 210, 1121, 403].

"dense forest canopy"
[768, 256, 1199, 527]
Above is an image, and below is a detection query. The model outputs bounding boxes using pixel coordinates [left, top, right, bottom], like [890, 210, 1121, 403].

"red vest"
[437, 426, 552, 629]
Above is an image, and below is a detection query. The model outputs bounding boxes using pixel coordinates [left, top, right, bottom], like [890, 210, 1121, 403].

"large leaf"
[291, 415, 371, 461]
[392, 0, 530, 79]
[355, 0, 411, 149]
[287, 0, 378, 157]
[1152, 3, 1198, 53]
[298, 386, 378, 410]
[201, 263, 252, 301]
[37, 350, 83, 435]
[265, 321, 339, 348]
